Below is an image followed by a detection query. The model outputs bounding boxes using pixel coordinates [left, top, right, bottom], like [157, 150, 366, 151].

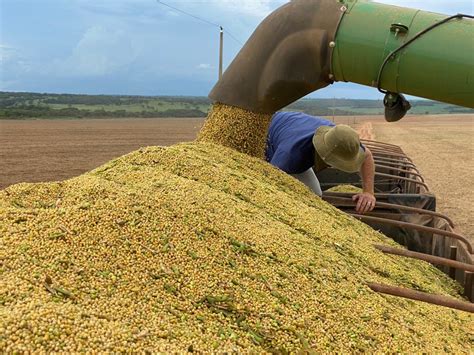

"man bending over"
[265, 111, 376, 214]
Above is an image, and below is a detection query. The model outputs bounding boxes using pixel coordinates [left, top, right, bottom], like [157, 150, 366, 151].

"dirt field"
[0, 118, 203, 189]
[1, 114, 472, 240]
[371, 114, 473, 240]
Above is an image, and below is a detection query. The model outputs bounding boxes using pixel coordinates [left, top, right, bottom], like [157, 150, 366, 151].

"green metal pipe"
[332, 0, 474, 108]
[209, 0, 473, 115]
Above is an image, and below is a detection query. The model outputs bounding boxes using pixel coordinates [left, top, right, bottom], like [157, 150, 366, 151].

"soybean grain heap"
[198, 103, 272, 158]
[1, 104, 473, 352]
[327, 185, 364, 193]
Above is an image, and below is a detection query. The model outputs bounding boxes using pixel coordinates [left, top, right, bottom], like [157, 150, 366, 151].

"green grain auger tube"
[209, 0, 474, 121]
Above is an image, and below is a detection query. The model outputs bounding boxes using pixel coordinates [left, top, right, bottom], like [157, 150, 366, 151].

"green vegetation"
[1, 91, 472, 119]
[0, 92, 209, 119]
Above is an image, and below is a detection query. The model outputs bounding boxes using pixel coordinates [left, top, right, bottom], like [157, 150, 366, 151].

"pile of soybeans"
[1, 105, 472, 352]
[197, 103, 273, 158]
[327, 185, 363, 193]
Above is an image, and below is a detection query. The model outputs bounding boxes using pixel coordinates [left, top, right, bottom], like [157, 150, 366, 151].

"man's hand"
[355, 147, 376, 214]
[352, 192, 376, 214]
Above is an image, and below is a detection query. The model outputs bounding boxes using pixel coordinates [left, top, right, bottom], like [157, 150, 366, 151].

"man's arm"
[352, 148, 376, 213]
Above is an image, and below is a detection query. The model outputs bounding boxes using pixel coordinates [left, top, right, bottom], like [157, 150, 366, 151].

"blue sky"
[1, 0, 472, 98]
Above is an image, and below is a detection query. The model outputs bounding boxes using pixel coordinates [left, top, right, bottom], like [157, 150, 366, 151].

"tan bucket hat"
[312, 125, 366, 173]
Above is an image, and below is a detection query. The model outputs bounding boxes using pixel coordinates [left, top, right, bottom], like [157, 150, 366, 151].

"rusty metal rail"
[369, 150, 413, 161]
[350, 214, 473, 254]
[363, 142, 404, 151]
[375, 164, 425, 182]
[366, 144, 405, 151]
[366, 146, 405, 155]
[374, 245, 474, 272]
[361, 139, 404, 151]
[373, 159, 420, 171]
[367, 283, 474, 313]
[363, 212, 451, 224]
[375, 172, 429, 192]
[323, 191, 427, 198]
[373, 156, 417, 166]
[367, 146, 405, 155]
[323, 196, 454, 227]
[361, 138, 401, 146]
[374, 162, 421, 174]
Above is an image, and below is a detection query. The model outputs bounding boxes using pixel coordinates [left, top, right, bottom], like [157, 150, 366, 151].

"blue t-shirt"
[265, 112, 335, 174]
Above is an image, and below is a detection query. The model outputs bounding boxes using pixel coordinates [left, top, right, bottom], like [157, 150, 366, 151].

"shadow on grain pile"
[1, 104, 472, 352]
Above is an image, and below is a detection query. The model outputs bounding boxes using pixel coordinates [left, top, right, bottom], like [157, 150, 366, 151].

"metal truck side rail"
[375, 164, 425, 183]
[369, 150, 413, 161]
[374, 172, 429, 192]
[365, 145, 405, 154]
[323, 191, 421, 199]
[361, 139, 402, 148]
[371, 148, 410, 156]
[361, 139, 404, 152]
[374, 244, 474, 272]
[367, 283, 474, 313]
[372, 155, 414, 165]
[350, 214, 473, 254]
[322, 195, 454, 227]
[373, 156, 418, 166]
[373, 160, 420, 173]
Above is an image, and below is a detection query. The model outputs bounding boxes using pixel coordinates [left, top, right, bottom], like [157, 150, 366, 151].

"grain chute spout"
[208, 0, 344, 114]
[210, 0, 474, 120]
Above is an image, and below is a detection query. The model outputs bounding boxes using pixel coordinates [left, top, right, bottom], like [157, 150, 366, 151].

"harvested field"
[371, 114, 474, 241]
[0, 118, 203, 190]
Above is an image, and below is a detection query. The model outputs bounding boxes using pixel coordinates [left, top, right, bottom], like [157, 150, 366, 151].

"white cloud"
[75, 0, 152, 12]
[154, 0, 286, 20]
[56, 26, 137, 77]
[0, 79, 19, 91]
[0, 45, 18, 63]
[215, 0, 282, 17]
[196, 63, 213, 70]
[0, 44, 32, 78]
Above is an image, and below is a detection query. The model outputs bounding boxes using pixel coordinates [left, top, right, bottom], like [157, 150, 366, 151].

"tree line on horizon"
[1, 91, 472, 119]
